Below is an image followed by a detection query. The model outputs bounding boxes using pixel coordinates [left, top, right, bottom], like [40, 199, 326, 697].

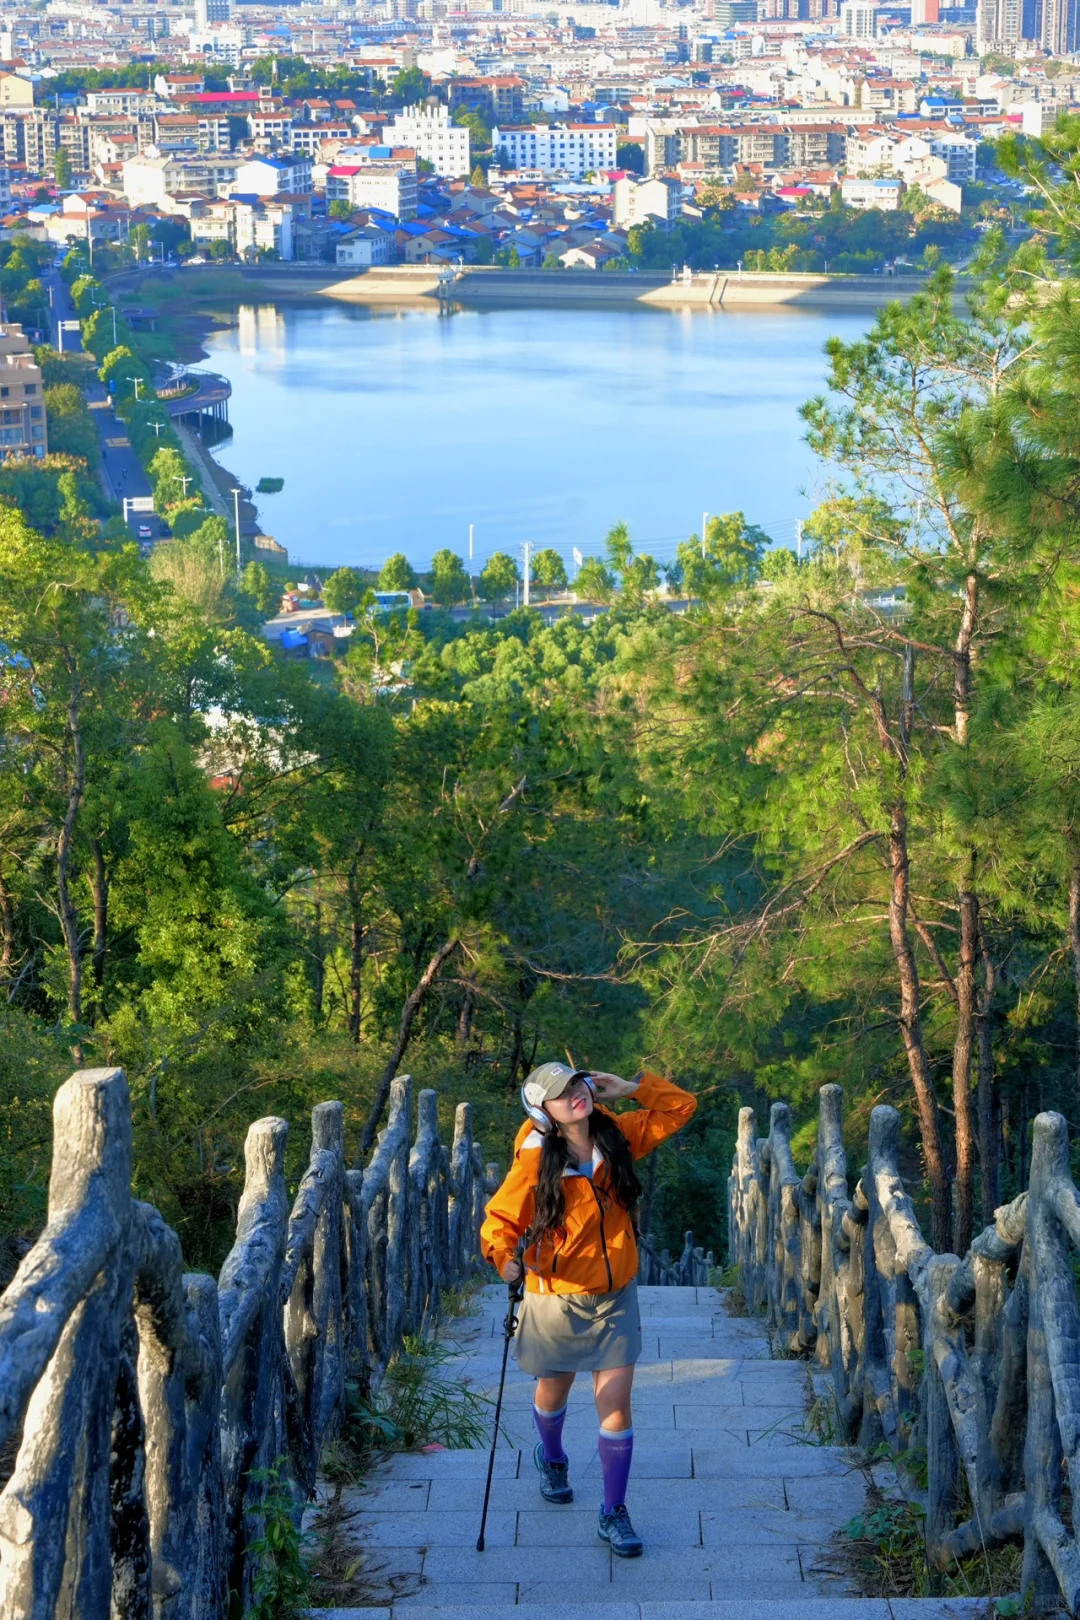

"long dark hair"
[531, 1110, 643, 1251]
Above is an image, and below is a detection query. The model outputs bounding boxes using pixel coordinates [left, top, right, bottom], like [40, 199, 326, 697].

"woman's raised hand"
[500, 1258, 523, 1284]
[587, 1071, 639, 1100]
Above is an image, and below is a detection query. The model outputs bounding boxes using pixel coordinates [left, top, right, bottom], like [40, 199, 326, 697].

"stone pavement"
[307, 1284, 995, 1620]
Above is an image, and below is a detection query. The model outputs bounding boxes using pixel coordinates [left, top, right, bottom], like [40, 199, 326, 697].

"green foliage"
[626, 196, 971, 274]
[45, 382, 98, 463]
[389, 66, 428, 104]
[574, 556, 614, 601]
[675, 512, 772, 598]
[531, 547, 567, 589]
[379, 552, 418, 591]
[428, 547, 471, 605]
[479, 550, 519, 599]
[245, 1461, 314, 1620]
[240, 561, 279, 619]
[323, 566, 365, 615]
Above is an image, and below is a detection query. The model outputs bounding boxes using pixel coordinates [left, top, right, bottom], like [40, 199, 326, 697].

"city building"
[613, 175, 682, 231]
[841, 175, 903, 208]
[336, 223, 395, 264]
[326, 162, 417, 220]
[233, 154, 312, 195]
[840, 0, 879, 34]
[491, 123, 618, 179]
[194, 0, 233, 23]
[448, 77, 525, 124]
[384, 105, 470, 178]
[0, 329, 46, 459]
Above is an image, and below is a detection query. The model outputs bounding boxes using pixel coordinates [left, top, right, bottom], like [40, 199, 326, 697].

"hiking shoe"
[533, 1440, 573, 1503]
[598, 1503, 643, 1557]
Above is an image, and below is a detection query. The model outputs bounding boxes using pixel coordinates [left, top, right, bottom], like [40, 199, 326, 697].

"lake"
[203, 300, 873, 574]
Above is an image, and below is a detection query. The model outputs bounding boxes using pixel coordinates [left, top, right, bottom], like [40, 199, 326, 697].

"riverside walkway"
[310, 1284, 986, 1620]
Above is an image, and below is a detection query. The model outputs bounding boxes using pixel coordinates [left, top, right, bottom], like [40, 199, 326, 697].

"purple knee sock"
[534, 1402, 568, 1463]
[598, 1425, 633, 1512]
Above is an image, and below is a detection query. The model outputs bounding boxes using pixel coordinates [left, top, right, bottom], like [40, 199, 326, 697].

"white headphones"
[520, 1074, 595, 1133]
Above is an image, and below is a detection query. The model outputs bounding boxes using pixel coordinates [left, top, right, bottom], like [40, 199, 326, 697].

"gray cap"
[522, 1061, 589, 1109]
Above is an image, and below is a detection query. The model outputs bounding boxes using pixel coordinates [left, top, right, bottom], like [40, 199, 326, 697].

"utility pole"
[468, 522, 473, 563]
[522, 540, 531, 607]
[701, 511, 708, 560]
[795, 519, 804, 562]
[232, 487, 243, 583]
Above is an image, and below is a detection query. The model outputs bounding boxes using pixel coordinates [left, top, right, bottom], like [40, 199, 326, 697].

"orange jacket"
[480, 1071, 697, 1295]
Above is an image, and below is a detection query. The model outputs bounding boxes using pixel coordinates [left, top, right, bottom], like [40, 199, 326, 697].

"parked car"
[137, 524, 153, 540]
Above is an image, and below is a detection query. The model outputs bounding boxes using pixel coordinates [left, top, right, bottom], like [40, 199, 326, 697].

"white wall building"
[326, 163, 417, 220]
[234, 155, 312, 195]
[384, 105, 470, 178]
[336, 224, 394, 265]
[234, 199, 294, 260]
[612, 175, 680, 231]
[492, 122, 617, 178]
[841, 175, 903, 209]
[840, 0, 879, 36]
[121, 151, 242, 205]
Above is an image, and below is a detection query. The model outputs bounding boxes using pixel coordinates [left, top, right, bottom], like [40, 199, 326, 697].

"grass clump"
[842, 1487, 1026, 1610]
[245, 1459, 315, 1620]
[714, 1261, 749, 1317]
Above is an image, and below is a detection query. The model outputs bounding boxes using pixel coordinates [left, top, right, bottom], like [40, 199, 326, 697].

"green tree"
[531, 548, 567, 590]
[428, 548, 471, 605]
[479, 551, 520, 600]
[54, 149, 73, 190]
[240, 560, 280, 618]
[675, 512, 771, 598]
[759, 546, 798, 581]
[574, 557, 613, 601]
[323, 566, 366, 615]
[379, 552, 418, 591]
[45, 383, 98, 463]
[390, 67, 428, 104]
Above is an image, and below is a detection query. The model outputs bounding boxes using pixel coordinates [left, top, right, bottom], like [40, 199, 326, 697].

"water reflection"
[204, 301, 872, 572]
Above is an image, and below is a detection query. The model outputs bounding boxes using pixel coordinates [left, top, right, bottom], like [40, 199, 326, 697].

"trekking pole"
[476, 1237, 526, 1552]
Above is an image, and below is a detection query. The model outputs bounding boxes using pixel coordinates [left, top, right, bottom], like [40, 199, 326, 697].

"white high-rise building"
[384, 105, 470, 178]
[976, 0, 1022, 49]
[840, 0, 878, 35]
[194, 0, 233, 23]
[491, 122, 617, 178]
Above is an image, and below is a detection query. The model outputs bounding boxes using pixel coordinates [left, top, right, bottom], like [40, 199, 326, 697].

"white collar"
[562, 1143, 604, 1178]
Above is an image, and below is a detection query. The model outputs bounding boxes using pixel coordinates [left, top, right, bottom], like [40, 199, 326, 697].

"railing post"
[0, 1068, 136, 1620]
[1021, 1112, 1080, 1613]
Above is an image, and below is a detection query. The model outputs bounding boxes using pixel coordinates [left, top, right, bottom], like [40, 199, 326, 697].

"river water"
[203, 300, 873, 574]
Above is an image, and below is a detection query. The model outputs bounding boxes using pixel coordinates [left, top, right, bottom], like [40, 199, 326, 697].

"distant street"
[45, 265, 168, 544]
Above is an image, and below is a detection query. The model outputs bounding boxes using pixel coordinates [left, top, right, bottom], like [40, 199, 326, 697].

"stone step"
[307, 1597, 994, 1619]
[308, 1288, 1000, 1620]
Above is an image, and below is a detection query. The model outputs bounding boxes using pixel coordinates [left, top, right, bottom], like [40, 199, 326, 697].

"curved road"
[46, 265, 169, 546]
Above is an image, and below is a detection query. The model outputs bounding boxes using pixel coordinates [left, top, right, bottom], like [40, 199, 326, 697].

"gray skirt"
[514, 1279, 642, 1377]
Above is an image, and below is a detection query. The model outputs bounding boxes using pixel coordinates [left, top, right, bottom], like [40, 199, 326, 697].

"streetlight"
[125, 376, 144, 401]
[148, 419, 165, 436]
[232, 487, 243, 584]
[173, 473, 193, 497]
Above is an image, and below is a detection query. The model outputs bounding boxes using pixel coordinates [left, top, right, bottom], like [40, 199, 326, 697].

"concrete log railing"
[0, 1067, 494, 1620]
[728, 1086, 1080, 1613]
[637, 1229, 715, 1287]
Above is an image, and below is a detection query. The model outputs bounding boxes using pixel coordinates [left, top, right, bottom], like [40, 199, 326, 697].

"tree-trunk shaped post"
[217, 1116, 290, 1610]
[0, 1067, 137, 1620]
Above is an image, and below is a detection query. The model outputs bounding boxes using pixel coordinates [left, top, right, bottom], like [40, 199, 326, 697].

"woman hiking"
[480, 1061, 697, 1558]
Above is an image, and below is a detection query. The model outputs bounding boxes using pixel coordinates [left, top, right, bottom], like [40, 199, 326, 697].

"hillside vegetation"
[5, 126, 1080, 1277]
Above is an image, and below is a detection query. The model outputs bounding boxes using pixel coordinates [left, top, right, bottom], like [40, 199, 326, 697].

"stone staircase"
[308, 1284, 994, 1620]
